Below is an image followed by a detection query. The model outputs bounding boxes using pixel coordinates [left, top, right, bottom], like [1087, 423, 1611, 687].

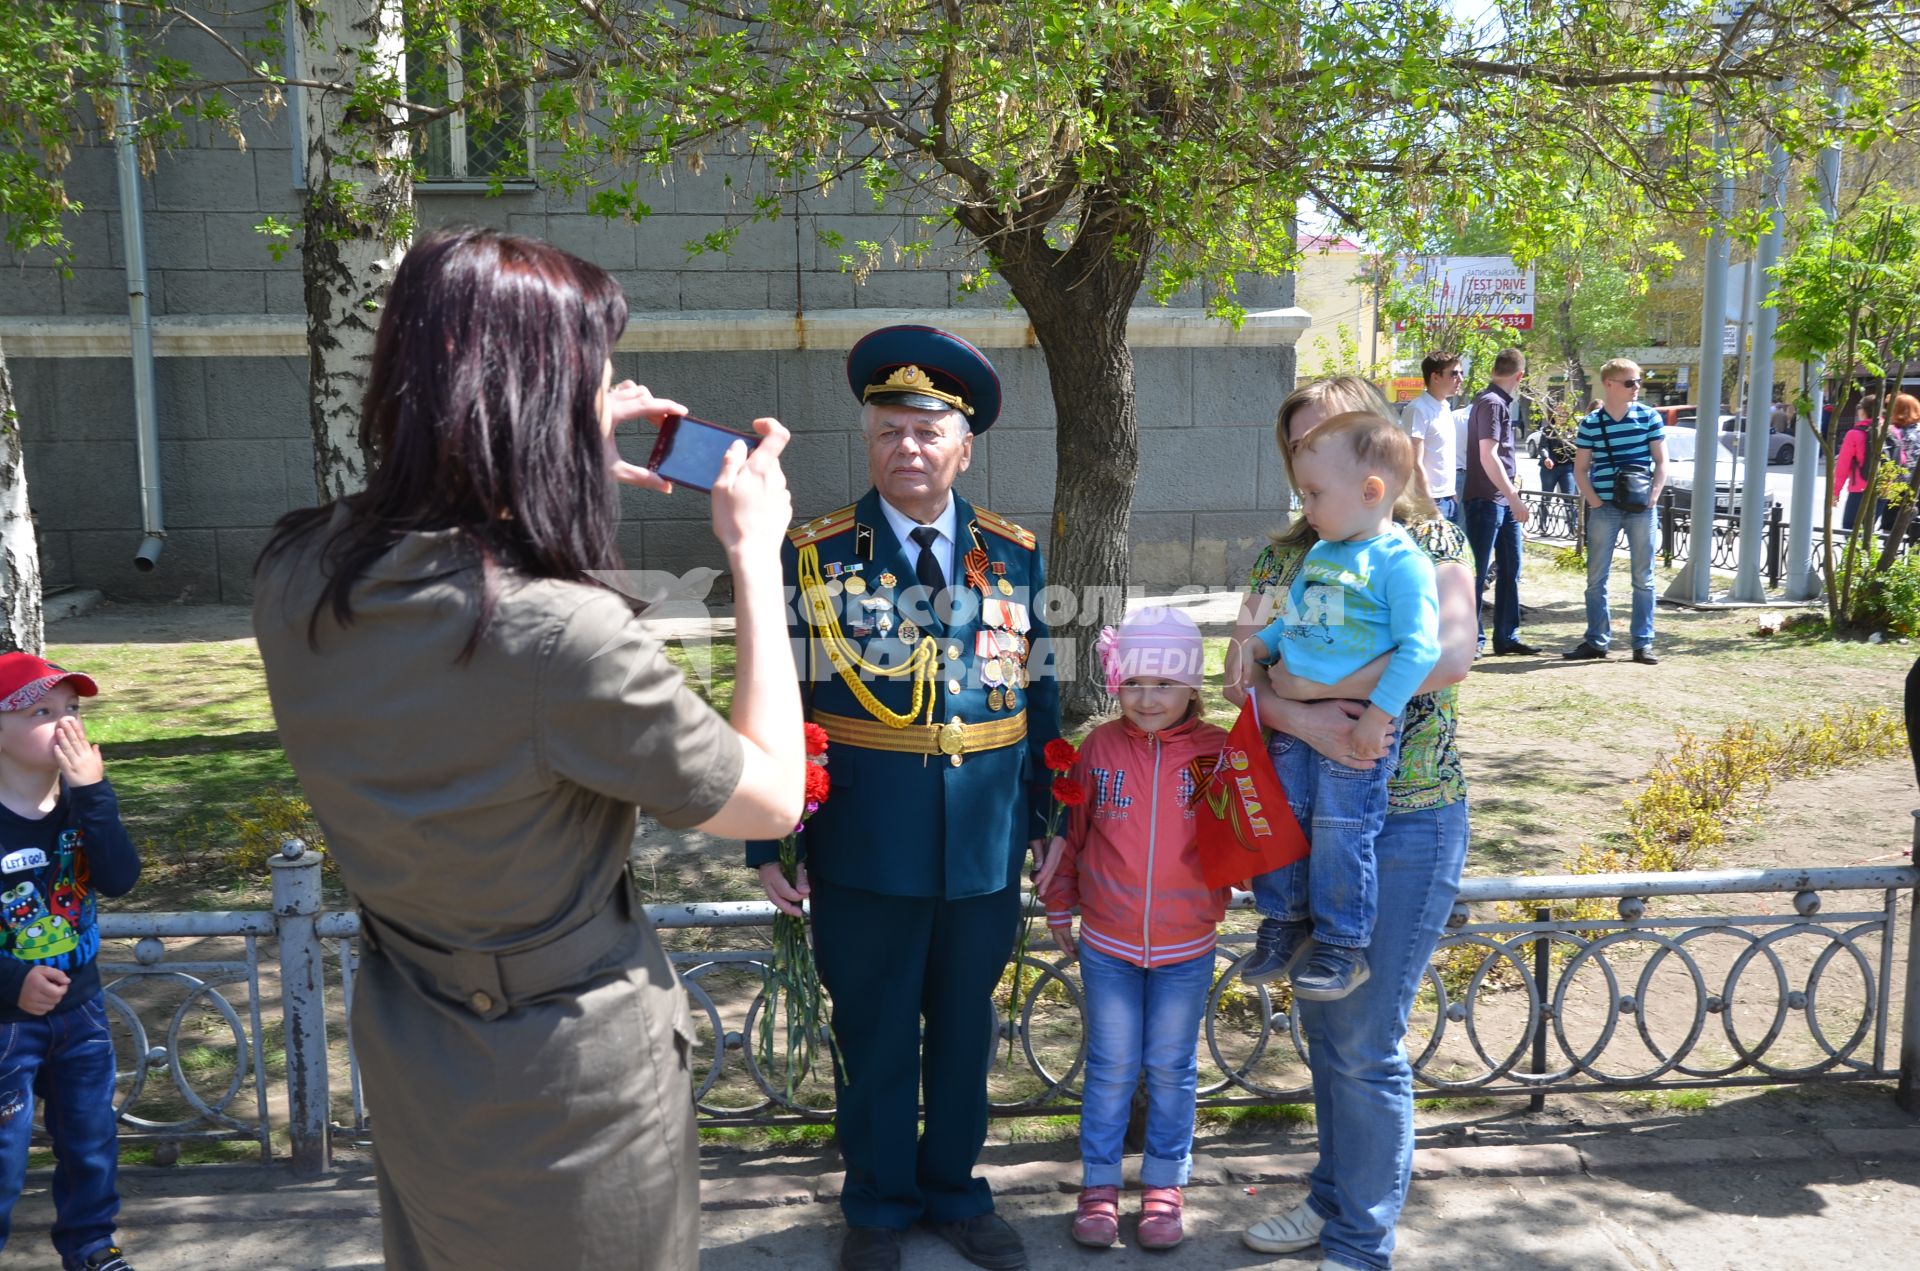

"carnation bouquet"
[757, 722, 836, 1102]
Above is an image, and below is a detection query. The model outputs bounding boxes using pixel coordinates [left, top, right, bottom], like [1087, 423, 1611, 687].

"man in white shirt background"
[1401, 351, 1464, 523]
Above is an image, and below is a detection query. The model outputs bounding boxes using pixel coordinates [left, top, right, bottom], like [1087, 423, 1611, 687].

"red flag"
[1187, 699, 1308, 890]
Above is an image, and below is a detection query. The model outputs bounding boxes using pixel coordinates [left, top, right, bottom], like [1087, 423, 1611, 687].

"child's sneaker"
[1137, 1185, 1185, 1249]
[1239, 918, 1310, 984]
[1070, 1185, 1121, 1248]
[1290, 945, 1370, 1001]
[79, 1247, 135, 1271]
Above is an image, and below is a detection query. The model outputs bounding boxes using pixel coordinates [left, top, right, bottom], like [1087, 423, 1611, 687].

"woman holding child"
[1228, 375, 1477, 1271]
[253, 228, 804, 1270]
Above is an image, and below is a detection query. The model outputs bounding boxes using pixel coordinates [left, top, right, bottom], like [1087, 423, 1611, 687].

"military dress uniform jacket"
[747, 488, 1062, 899]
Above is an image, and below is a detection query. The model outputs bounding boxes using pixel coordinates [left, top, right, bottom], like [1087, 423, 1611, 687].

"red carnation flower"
[804, 763, 831, 804]
[1051, 776, 1087, 807]
[1043, 738, 1079, 772]
[803, 723, 830, 756]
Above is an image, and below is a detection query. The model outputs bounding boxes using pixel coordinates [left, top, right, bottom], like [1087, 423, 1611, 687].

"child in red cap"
[0, 653, 141, 1271]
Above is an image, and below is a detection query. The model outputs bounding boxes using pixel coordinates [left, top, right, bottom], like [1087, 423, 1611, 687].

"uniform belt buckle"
[937, 716, 967, 756]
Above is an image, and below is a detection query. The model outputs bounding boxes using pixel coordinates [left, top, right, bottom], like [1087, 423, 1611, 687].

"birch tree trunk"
[294, 0, 412, 499]
[0, 340, 46, 655]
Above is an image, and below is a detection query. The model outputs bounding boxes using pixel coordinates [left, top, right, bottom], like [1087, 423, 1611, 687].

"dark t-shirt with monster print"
[0, 777, 141, 1022]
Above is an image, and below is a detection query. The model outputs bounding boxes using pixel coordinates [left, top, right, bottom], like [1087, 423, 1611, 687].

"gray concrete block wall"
[4, 8, 1301, 605]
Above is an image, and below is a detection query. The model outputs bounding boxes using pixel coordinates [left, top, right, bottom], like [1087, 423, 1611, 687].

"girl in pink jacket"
[1037, 608, 1230, 1253]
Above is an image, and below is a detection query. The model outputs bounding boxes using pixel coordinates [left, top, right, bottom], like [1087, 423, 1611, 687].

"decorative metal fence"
[74, 841, 1919, 1175]
[1518, 487, 1917, 587]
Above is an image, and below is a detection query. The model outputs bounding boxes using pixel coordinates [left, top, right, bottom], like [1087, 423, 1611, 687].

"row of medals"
[823, 562, 1030, 713]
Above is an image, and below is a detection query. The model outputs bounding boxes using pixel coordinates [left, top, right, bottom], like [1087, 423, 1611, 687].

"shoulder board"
[973, 506, 1037, 550]
[788, 505, 856, 547]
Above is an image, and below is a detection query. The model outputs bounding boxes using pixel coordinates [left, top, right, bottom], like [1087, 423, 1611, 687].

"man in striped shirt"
[1566, 358, 1668, 665]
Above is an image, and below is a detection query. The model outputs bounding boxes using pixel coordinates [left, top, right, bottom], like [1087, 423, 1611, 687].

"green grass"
[1412, 1095, 1501, 1114]
[661, 638, 739, 714]
[1196, 1102, 1315, 1128]
[48, 639, 300, 907]
[1618, 1088, 1716, 1112]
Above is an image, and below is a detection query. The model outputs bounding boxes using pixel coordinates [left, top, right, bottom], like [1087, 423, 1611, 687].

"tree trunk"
[0, 339, 46, 655]
[991, 230, 1151, 725]
[1555, 289, 1588, 406]
[295, 0, 411, 499]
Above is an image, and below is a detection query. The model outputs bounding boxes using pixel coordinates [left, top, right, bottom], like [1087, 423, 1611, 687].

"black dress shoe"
[840, 1226, 902, 1271]
[1563, 642, 1608, 661]
[925, 1212, 1029, 1270]
[1493, 641, 1541, 656]
[1632, 647, 1660, 665]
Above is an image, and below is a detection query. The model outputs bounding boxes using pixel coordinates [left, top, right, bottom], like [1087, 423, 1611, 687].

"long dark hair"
[259, 227, 630, 650]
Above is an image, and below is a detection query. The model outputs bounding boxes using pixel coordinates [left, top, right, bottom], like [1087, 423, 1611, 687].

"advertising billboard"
[1398, 255, 1536, 331]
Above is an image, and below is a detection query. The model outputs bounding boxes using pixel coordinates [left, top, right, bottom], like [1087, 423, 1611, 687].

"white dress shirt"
[878, 494, 958, 586]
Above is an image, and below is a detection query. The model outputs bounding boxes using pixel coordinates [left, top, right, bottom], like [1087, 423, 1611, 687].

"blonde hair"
[1295, 411, 1417, 501]
[1598, 357, 1643, 384]
[1272, 375, 1438, 550]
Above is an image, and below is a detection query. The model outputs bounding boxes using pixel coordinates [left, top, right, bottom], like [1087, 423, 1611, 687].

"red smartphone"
[646, 415, 761, 493]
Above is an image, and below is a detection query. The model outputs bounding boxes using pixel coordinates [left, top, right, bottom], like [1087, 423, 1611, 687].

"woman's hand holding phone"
[602, 380, 689, 493]
[711, 416, 792, 559]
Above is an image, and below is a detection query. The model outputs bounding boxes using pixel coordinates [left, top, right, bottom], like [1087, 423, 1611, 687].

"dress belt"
[811, 708, 1027, 757]
[357, 871, 640, 1021]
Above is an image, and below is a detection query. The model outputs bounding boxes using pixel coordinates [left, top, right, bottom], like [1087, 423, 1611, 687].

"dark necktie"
[910, 525, 947, 594]
[910, 525, 950, 631]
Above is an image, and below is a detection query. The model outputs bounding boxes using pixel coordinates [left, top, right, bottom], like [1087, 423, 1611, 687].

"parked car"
[1654, 404, 1795, 465]
[1715, 416, 1796, 466]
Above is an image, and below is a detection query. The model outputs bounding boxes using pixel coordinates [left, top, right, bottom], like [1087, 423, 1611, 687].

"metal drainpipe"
[108, 2, 166, 571]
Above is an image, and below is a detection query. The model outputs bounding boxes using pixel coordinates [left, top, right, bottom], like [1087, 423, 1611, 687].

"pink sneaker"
[1071, 1185, 1120, 1248]
[1137, 1185, 1185, 1249]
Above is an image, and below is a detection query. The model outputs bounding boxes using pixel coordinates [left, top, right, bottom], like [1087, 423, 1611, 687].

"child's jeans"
[1076, 945, 1214, 1189]
[1250, 721, 1405, 949]
[0, 994, 123, 1269]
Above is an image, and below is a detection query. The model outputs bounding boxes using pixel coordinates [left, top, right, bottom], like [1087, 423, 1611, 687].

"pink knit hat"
[1096, 607, 1205, 694]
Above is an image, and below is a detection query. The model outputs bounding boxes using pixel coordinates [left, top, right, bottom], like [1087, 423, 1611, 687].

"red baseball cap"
[0, 653, 99, 712]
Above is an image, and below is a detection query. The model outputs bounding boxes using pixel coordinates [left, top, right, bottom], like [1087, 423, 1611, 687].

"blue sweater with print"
[1254, 526, 1442, 719]
[0, 778, 141, 1023]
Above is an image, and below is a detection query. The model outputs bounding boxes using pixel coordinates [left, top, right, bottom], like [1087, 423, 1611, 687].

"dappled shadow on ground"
[102, 729, 282, 760]
[50, 603, 258, 644]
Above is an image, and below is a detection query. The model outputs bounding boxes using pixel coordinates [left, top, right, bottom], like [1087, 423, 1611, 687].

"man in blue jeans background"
[1462, 347, 1537, 656]
[1566, 358, 1669, 665]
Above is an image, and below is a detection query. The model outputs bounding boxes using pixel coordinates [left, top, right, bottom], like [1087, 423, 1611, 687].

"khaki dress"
[253, 515, 742, 1270]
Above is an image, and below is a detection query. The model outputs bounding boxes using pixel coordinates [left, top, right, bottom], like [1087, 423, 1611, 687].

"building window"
[409, 19, 533, 185]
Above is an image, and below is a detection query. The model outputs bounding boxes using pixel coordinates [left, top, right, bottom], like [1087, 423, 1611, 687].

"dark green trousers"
[810, 878, 1021, 1230]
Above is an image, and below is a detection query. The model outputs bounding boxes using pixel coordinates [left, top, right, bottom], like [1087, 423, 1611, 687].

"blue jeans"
[1076, 945, 1214, 1189]
[1447, 479, 1467, 530]
[1583, 503, 1658, 651]
[1250, 726, 1403, 949]
[1431, 495, 1458, 525]
[1540, 461, 1575, 496]
[0, 995, 122, 1268]
[1299, 799, 1469, 1271]
[1464, 498, 1524, 650]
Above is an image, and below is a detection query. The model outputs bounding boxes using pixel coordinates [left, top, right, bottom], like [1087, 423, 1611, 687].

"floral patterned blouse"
[1245, 517, 1468, 812]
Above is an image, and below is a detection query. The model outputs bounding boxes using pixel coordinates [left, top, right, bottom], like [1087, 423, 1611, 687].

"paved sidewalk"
[9, 1088, 1918, 1269]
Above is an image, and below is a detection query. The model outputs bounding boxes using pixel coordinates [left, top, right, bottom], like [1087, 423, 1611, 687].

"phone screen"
[647, 416, 760, 493]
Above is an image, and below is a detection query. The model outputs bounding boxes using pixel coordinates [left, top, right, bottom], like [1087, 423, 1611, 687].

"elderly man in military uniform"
[748, 325, 1060, 1271]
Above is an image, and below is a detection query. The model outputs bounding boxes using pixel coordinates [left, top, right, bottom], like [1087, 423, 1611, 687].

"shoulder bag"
[1597, 410, 1653, 512]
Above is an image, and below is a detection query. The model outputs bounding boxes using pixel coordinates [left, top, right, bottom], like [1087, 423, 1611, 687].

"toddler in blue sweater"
[1238, 413, 1440, 1000]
